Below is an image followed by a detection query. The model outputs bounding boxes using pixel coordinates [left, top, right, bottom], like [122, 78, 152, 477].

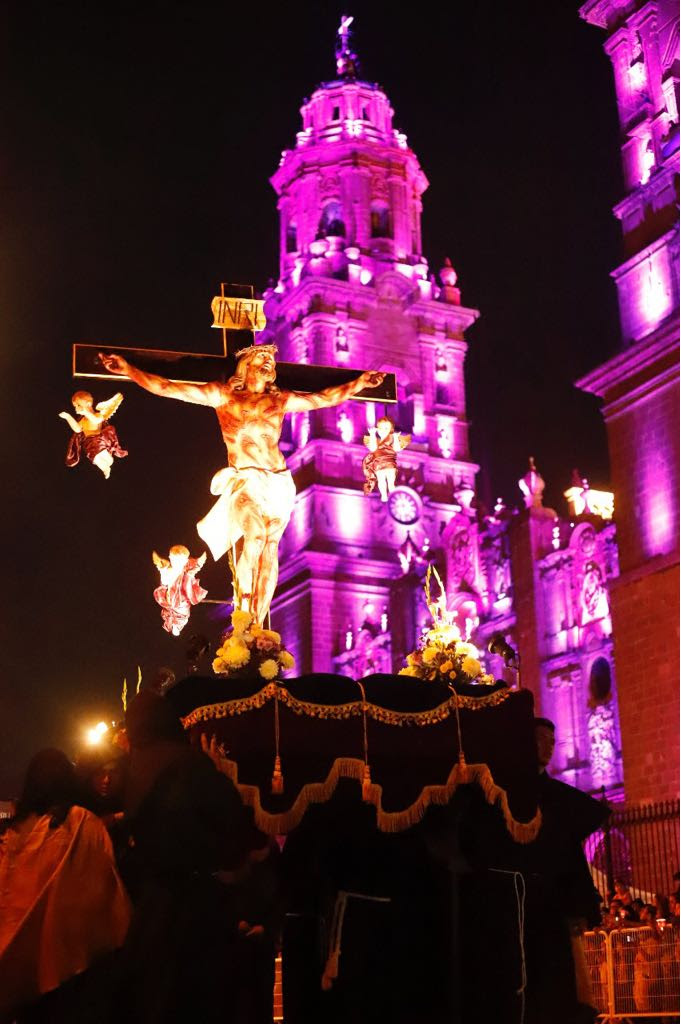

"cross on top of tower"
[335, 14, 359, 79]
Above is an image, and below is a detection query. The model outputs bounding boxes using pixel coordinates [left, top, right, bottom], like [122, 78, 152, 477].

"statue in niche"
[362, 417, 410, 502]
[580, 560, 609, 625]
[100, 347, 385, 624]
[60, 391, 128, 479]
[488, 538, 510, 600]
[588, 703, 618, 788]
[153, 546, 208, 636]
[335, 327, 349, 354]
[450, 528, 474, 589]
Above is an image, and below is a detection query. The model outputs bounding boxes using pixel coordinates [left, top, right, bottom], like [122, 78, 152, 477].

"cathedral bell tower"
[265, 18, 482, 675]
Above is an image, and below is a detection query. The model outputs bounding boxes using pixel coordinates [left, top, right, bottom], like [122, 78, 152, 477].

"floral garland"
[399, 566, 495, 687]
[212, 609, 295, 682]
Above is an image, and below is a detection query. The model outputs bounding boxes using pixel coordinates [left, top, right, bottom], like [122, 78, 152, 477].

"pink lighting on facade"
[345, 118, 363, 137]
[437, 426, 452, 459]
[628, 60, 646, 89]
[641, 253, 671, 324]
[641, 455, 675, 558]
[337, 411, 354, 443]
[640, 137, 655, 183]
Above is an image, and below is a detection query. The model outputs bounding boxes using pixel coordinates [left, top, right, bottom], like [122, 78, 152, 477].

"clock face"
[388, 487, 420, 525]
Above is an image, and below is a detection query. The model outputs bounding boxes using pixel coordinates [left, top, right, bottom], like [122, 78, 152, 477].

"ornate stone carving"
[450, 528, 474, 589]
[370, 172, 389, 199]
[319, 172, 341, 198]
[588, 703, 618, 788]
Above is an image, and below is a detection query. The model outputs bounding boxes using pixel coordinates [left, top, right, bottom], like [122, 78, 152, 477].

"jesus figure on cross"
[100, 345, 384, 624]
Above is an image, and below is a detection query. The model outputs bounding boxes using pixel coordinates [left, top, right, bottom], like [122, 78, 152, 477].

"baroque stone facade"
[266, 22, 625, 798]
[578, 0, 679, 803]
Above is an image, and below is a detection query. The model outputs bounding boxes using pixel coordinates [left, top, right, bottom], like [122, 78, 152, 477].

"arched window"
[370, 202, 391, 239]
[285, 220, 298, 253]
[588, 657, 612, 707]
[319, 201, 345, 238]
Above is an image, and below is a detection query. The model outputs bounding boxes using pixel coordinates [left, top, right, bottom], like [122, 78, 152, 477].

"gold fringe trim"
[446, 688, 513, 711]
[182, 683, 513, 728]
[209, 754, 541, 843]
[277, 688, 360, 720]
[181, 683, 277, 727]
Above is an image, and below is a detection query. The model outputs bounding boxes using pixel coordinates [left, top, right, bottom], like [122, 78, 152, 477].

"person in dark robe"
[522, 717, 609, 1024]
[74, 740, 130, 875]
[116, 690, 271, 1024]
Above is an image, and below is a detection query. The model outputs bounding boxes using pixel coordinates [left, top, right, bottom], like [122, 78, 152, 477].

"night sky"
[2, 0, 623, 793]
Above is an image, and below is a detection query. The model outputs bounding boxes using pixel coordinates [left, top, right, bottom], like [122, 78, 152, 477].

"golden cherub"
[152, 545, 208, 636]
[362, 416, 410, 502]
[60, 391, 128, 479]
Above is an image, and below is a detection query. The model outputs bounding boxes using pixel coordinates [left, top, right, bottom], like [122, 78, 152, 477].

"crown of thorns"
[234, 343, 278, 360]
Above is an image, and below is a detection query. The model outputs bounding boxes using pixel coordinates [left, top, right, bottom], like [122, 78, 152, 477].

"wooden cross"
[72, 282, 397, 404]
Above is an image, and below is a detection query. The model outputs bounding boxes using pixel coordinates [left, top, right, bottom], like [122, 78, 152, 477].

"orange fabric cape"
[0, 805, 131, 1017]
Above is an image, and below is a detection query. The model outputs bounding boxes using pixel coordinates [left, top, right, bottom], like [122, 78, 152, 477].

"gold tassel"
[271, 755, 284, 794]
[362, 762, 372, 801]
[321, 950, 340, 991]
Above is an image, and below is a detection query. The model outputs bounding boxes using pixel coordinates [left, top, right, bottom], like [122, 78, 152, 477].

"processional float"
[66, 282, 540, 850]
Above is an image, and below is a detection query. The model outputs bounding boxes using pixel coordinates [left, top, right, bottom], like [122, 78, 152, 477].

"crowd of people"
[583, 879, 680, 1017]
[599, 876, 680, 931]
[0, 694, 677, 1024]
[0, 689, 281, 1024]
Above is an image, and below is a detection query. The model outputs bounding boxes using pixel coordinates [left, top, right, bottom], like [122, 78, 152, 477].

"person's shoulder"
[66, 803, 107, 830]
[540, 774, 609, 835]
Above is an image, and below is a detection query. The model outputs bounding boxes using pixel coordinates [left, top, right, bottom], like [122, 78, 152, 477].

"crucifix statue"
[75, 285, 396, 626]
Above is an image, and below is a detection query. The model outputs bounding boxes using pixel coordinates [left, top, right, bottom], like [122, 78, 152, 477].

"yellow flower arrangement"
[231, 609, 253, 635]
[398, 565, 497, 692]
[461, 655, 482, 678]
[278, 650, 295, 670]
[212, 611, 296, 683]
[259, 658, 279, 680]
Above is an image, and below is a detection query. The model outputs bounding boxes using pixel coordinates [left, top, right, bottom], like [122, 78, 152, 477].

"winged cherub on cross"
[59, 391, 128, 479]
[362, 416, 410, 502]
[99, 345, 384, 624]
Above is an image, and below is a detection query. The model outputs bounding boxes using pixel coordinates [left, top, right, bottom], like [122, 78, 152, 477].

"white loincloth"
[196, 466, 296, 562]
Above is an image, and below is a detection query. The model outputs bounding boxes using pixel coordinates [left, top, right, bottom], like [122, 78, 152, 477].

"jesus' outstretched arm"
[99, 352, 222, 407]
[283, 370, 385, 413]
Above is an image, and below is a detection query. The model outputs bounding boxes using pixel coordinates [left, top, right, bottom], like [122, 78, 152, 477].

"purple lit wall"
[578, 0, 679, 803]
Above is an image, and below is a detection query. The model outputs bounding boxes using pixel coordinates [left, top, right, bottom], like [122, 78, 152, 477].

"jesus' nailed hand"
[99, 347, 385, 624]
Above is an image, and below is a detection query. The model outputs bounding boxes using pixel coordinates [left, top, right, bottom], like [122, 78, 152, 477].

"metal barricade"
[583, 925, 680, 1021]
[583, 929, 610, 1016]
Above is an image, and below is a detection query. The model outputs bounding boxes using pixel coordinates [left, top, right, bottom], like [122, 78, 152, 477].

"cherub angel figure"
[362, 416, 410, 502]
[60, 391, 128, 479]
[152, 545, 208, 636]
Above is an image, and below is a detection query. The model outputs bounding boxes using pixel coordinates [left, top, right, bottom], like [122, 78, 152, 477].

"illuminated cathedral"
[263, 18, 643, 800]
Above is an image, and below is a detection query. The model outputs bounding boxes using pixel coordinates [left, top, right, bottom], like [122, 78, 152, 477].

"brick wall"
[602, 358, 679, 803]
[607, 380, 679, 573]
[609, 558, 680, 802]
